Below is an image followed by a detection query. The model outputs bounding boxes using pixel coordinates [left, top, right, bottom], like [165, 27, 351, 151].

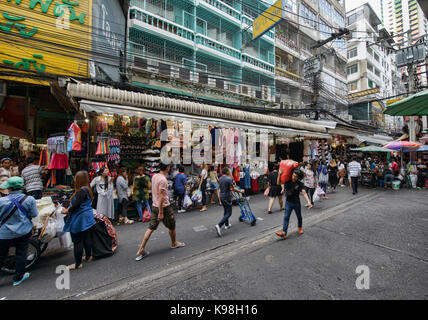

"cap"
[0, 176, 24, 190]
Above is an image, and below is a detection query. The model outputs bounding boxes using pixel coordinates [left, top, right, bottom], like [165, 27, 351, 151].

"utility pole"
[306, 28, 349, 121]
[407, 30, 416, 143]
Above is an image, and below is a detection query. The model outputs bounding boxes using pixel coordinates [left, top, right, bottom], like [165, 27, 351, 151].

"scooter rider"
[0, 177, 38, 286]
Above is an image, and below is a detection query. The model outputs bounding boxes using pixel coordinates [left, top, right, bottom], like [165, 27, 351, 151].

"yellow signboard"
[348, 87, 380, 100]
[253, 0, 283, 40]
[386, 98, 404, 106]
[0, 0, 92, 85]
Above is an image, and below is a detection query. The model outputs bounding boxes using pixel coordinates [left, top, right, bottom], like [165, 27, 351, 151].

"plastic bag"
[316, 186, 325, 196]
[191, 189, 202, 203]
[142, 207, 151, 222]
[40, 218, 57, 243]
[183, 194, 192, 209]
[313, 189, 320, 202]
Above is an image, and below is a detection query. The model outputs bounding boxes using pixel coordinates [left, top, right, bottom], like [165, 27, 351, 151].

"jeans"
[118, 198, 128, 218]
[70, 227, 93, 268]
[136, 200, 151, 219]
[319, 183, 327, 194]
[27, 190, 42, 200]
[218, 198, 232, 228]
[351, 176, 359, 194]
[282, 201, 302, 234]
[0, 232, 32, 281]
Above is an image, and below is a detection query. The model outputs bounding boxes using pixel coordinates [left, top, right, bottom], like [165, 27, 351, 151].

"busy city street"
[1, 0, 428, 304]
[0, 186, 426, 300]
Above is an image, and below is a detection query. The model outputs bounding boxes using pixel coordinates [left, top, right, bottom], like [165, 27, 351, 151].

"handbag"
[142, 207, 151, 222]
[264, 187, 270, 197]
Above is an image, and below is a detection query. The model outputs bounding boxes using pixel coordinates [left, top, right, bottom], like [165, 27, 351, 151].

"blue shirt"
[0, 190, 38, 240]
[63, 189, 95, 234]
[174, 173, 187, 195]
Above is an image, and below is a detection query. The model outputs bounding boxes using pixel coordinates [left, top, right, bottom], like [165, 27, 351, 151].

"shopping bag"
[316, 186, 325, 196]
[142, 207, 151, 223]
[313, 189, 320, 203]
[191, 189, 202, 203]
[183, 194, 192, 209]
[264, 187, 270, 197]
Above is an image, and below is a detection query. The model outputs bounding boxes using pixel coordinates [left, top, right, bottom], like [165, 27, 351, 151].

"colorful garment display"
[67, 122, 82, 152]
[48, 153, 69, 170]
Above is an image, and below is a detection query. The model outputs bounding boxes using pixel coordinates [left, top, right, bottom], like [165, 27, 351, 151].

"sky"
[345, 0, 382, 19]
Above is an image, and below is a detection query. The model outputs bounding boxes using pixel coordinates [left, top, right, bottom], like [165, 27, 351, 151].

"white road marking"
[193, 225, 208, 232]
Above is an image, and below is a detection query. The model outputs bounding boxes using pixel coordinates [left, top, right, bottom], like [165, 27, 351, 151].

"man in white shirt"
[348, 156, 362, 195]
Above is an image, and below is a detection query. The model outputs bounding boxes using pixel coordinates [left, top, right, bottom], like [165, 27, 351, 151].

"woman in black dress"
[328, 159, 339, 192]
[267, 164, 284, 214]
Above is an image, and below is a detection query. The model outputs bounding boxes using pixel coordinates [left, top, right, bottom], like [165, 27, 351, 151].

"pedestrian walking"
[132, 167, 152, 221]
[136, 163, 185, 261]
[62, 171, 96, 270]
[348, 157, 362, 195]
[116, 168, 134, 225]
[208, 166, 221, 205]
[302, 162, 316, 206]
[199, 164, 209, 212]
[21, 157, 45, 200]
[214, 167, 244, 237]
[0, 177, 38, 286]
[174, 165, 187, 213]
[90, 168, 115, 220]
[267, 164, 283, 214]
[317, 161, 329, 199]
[338, 159, 346, 187]
[275, 170, 312, 240]
[328, 159, 338, 192]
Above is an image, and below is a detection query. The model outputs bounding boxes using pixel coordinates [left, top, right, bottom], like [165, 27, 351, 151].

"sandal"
[171, 242, 185, 249]
[82, 256, 93, 262]
[124, 219, 134, 225]
[67, 264, 83, 270]
[135, 251, 150, 261]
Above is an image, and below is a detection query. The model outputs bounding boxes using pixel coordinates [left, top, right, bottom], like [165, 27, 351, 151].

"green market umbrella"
[384, 89, 428, 116]
[350, 146, 395, 152]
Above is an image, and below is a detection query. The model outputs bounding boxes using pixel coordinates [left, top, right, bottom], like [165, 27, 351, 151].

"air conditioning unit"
[240, 85, 250, 96]
[147, 58, 159, 74]
[227, 83, 238, 93]
[170, 66, 180, 78]
[208, 77, 216, 87]
[262, 85, 269, 100]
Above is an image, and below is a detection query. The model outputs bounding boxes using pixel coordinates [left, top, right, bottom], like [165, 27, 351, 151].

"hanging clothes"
[67, 122, 82, 152]
[244, 164, 251, 189]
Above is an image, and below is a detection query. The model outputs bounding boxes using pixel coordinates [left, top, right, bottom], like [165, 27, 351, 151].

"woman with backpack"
[317, 161, 329, 200]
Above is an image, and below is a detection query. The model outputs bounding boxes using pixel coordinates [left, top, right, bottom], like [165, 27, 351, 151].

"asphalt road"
[0, 186, 427, 300]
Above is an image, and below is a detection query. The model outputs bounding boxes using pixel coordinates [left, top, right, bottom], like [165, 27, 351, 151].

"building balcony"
[195, 34, 241, 64]
[275, 34, 300, 57]
[129, 8, 195, 47]
[275, 67, 301, 87]
[242, 54, 275, 74]
[199, 0, 241, 25]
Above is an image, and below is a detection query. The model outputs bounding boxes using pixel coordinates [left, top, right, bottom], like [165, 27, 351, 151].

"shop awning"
[67, 83, 327, 134]
[356, 134, 393, 146]
[79, 100, 332, 139]
[384, 89, 428, 116]
[0, 123, 26, 139]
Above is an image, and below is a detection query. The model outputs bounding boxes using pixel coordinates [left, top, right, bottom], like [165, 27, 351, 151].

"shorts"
[149, 205, 176, 231]
[210, 182, 219, 190]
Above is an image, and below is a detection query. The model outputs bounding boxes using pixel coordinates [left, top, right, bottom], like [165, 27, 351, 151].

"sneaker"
[275, 231, 287, 239]
[215, 225, 222, 237]
[13, 272, 30, 286]
[298, 227, 304, 235]
[178, 209, 186, 213]
[225, 224, 232, 230]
